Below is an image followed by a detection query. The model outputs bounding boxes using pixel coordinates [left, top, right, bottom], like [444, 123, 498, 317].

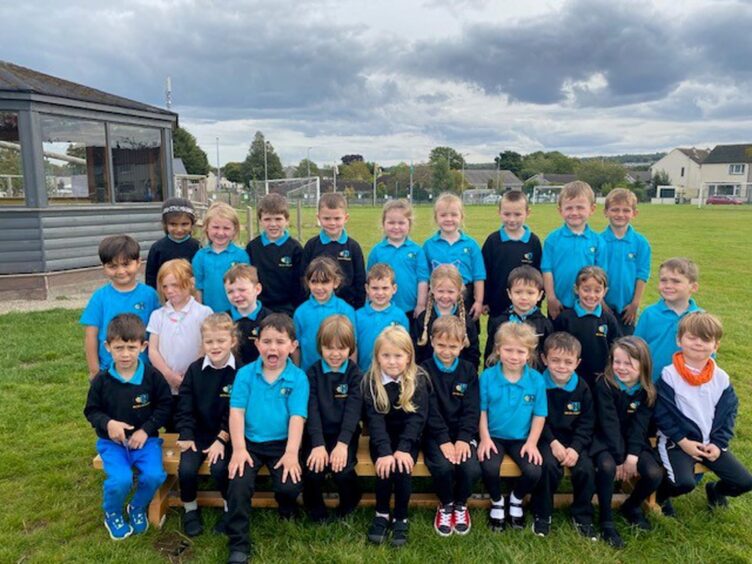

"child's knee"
[106, 469, 134, 492]
[139, 468, 167, 489]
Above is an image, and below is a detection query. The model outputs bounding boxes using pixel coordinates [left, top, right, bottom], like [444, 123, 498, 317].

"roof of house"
[534, 173, 577, 184]
[626, 170, 652, 183]
[676, 147, 711, 164]
[463, 169, 522, 186]
[0, 60, 176, 117]
[172, 158, 187, 175]
[702, 144, 752, 164]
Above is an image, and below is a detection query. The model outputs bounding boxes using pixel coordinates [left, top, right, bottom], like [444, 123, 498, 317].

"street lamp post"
[306, 146, 312, 180]
[263, 141, 269, 195]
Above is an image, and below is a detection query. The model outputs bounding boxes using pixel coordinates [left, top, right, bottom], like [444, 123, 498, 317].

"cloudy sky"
[3, 0, 751, 167]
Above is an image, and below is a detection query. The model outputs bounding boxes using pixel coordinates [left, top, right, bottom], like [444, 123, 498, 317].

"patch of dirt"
[153, 532, 193, 563]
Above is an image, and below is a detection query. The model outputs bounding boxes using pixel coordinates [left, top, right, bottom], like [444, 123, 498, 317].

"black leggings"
[423, 439, 481, 506]
[303, 436, 361, 512]
[371, 445, 418, 520]
[594, 449, 663, 523]
[178, 441, 231, 502]
[480, 438, 542, 501]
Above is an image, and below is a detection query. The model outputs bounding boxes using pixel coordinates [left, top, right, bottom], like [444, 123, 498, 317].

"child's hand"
[274, 451, 302, 484]
[229, 449, 254, 479]
[622, 302, 639, 326]
[106, 420, 134, 445]
[469, 301, 484, 320]
[375, 455, 395, 479]
[394, 451, 415, 474]
[562, 447, 580, 468]
[547, 298, 562, 320]
[165, 369, 183, 392]
[330, 442, 349, 473]
[306, 446, 329, 473]
[678, 438, 706, 461]
[127, 429, 148, 450]
[454, 440, 471, 463]
[440, 442, 457, 464]
[550, 440, 567, 463]
[477, 438, 497, 462]
[413, 305, 426, 319]
[702, 443, 721, 462]
[621, 454, 638, 480]
[520, 441, 542, 465]
[203, 440, 225, 465]
[177, 440, 197, 453]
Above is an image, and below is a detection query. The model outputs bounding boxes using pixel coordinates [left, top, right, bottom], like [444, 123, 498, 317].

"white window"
[729, 164, 745, 175]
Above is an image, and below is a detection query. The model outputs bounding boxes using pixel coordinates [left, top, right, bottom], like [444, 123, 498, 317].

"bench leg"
[149, 474, 177, 528]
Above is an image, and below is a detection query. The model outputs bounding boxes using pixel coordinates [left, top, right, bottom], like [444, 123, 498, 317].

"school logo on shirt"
[133, 302, 145, 311]
[279, 256, 293, 267]
[463, 247, 470, 254]
[407, 252, 416, 260]
[335, 384, 349, 399]
[627, 252, 636, 260]
[628, 399, 641, 413]
[565, 401, 581, 415]
[596, 324, 608, 338]
[221, 384, 233, 397]
[523, 394, 536, 404]
[250, 327, 260, 342]
[589, 246, 596, 254]
[133, 393, 150, 409]
[523, 252, 534, 263]
[280, 386, 293, 397]
[453, 383, 468, 397]
[338, 250, 351, 261]
[231, 261, 240, 267]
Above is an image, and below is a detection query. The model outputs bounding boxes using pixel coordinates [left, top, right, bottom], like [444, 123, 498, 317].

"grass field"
[2, 204, 751, 563]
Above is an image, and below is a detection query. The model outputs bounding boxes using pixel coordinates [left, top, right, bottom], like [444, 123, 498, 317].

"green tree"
[173, 127, 210, 175]
[341, 154, 364, 166]
[241, 131, 284, 186]
[575, 160, 627, 194]
[429, 146, 465, 170]
[339, 160, 372, 181]
[431, 157, 456, 194]
[65, 144, 87, 175]
[295, 158, 319, 178]
[494, 150, 523, 177]
[223, 162, 244, 184]
[650, 169, 671, 198]
[519, 151, 577, 180]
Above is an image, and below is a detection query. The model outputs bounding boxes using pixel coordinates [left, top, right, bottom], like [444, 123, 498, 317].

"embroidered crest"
[628, 399, 641, 412]
[280, 386, 293, 397]
[565, 401, 581, 415]
[523, 252, 533, 262]
[523, 394, 536, 404]
[339, 250, 351, 259]
[334, 383, 349, 399]
[627, 252, 635, 260]
[134, 302, 145, 311]
[596, 324, 608, 337]
[280, 256, 292, 266]
[453, 383, 468, 396]
[133, 393, 150, 408]
[221, 384, 233, 397]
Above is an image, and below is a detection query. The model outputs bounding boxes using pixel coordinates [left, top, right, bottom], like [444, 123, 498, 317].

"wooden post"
[246, 206, 254, 241]
[296, 199, 303, 241]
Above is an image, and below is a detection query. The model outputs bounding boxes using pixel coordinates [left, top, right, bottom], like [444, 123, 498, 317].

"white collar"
[380, 371, 402, 385]
[202, 353, 236, 370]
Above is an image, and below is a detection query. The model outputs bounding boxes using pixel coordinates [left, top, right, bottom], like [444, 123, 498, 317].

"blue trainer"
[127, 504, 149, 534]
[104, 512, 132, 541]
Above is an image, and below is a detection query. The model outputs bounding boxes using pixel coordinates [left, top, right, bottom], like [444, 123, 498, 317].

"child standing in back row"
[145, 198, 200, 289]
[192, 202, 250, 313]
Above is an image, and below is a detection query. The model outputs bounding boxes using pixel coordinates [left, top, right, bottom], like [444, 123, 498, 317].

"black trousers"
[302, 434, 360, 512]
[480, 438, 542, 501]
[370, 442, 419, 521]
[530, 442, 595, 523]
[226, 439, 303, 554]
[423, 438, 481, 506]
[178, 439, 231, 502]
[163, 394, 179, 433]
[609, 306, 635, 336]
[594, 449, 663, 523]
[657, 439, 752, 501]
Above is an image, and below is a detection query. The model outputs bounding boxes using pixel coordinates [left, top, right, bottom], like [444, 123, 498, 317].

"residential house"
[699, 144, 752, 202]
[463, 169, 523, 191]
[525, 173, 577, 186]
[649, 148, 709, 200]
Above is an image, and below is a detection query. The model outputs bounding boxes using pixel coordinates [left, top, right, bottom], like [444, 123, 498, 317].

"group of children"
[82, 183, 751, 563]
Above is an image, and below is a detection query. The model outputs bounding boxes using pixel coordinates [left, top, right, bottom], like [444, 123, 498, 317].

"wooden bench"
[93, 434, 708, 528]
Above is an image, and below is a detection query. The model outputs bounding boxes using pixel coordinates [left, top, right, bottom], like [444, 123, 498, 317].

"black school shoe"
[660, 499, 677, 518]
[183, 509, 203, 537]
[214, 511, 230, 534]
[619, 504, 652, 531]
[391, 519, 409, 547]
[308, 505, 329, 524]
[706, 482, 729, 510]
[600, 523, 625, 549]
[532, 516, 551, 537]
[572, 519, 598, 541]
[367, 515, 390, 545]
[227, 551, 248, 564]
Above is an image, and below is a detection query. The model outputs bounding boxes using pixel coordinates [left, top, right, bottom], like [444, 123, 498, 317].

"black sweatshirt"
[411, 309, 481, 371]
[590, 377, 653, 464]
[421, 357, 480, 445]
[305, 361, 363, 448]
[84, 365, 172, 439]
[225, 306, 273, 367]
[540, 375, 595, 454]
[484, 307, 553, 370]
[145, 236, 201, 289]
[363, 376, 429, 458]
[175, 357, 236, 445]
[246, 235, 305, 315]
[553, 307, 621, 389]
[481, 229, 542, 317]
[301, 235, 366, 309]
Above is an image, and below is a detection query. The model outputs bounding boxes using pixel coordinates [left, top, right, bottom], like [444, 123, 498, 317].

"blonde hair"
[575, 266, 608, 289]
[678, 312, 723, 343]
[382, 198, 414, 227]
[430, 315, 466, 344]
[486, 322, 538, 367]
[366, 263, 396, 285]
[559, 181, 595, 205]
[156, 259, 196, 302]
[660, 257, 699, 284]
[419, 264, 467, 347]
[317, 315, 356, 354]
[434, 192, 464, 221]
[603, 336, 655, 406]
[363, 326, 426, 414]
[201, 313, 235, 338]
[224, 264, 259, 285]
[604, 187, 637, 210]
[203, 202, 240, 242]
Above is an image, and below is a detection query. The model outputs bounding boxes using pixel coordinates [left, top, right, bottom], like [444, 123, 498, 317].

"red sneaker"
[453, 504, 471, 535]
[434, 504, 453, 537]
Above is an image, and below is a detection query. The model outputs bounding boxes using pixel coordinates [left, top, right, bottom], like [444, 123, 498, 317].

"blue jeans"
[96, 437, 166, 514]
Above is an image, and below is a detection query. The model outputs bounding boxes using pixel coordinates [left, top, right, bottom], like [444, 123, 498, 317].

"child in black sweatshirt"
[84, 314, 171, 541]
[175, 313, 238, 537]
[363, 326, 429, 548]
[420, 316, 480, 537]
[303, 315, 363, 522]
[590, 337, 663, 549]
[530, 333, 596, 539]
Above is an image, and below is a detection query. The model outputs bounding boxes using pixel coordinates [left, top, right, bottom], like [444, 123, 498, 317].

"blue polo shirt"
[192, 243, 250, 312]
[422, 231, 486, 284]
[230, 301, 263, 321]
[543, 369, 578, 392]
[293, 294, 357, 371]
[480, 364, 547, 440]
[600, 225, 651, 312]
[367, 238, 429, 312]
[320, 229, 348, 244]
[634, 298, 702, 381]
[261, 230, 291, 247]
[230, 358, 309, 443]
[80, 282, 160, 370]
[355, 303, 410, 371]
[541, 224, 604, 308]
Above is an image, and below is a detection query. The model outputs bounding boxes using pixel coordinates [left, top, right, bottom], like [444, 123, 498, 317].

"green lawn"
[2, 204, 751, 563]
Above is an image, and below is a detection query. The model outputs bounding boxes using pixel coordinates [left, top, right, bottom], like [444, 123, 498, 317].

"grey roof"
[173, 158, 187, 175]
[677, 147, 711, 164]
[626, 170, 652, 183]
[0, 60, 176, 117]
[463, 169, 522, 187]
[536, 173, 577, 184]
[702, 144, 752, 164]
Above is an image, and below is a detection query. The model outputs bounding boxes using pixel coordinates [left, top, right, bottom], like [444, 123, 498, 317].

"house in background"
[525, 172, 577, 186]
[463, 169, 523, 191]
[699, 144, 752, 202]
[649, 147, 709, 200]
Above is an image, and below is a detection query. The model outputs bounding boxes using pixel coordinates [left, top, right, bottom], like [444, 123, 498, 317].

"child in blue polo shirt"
[223, 264, 271, 367]
[635, 257, 702, 380]
[356, 263, 410, 372]
[226, 314, 309, 564]
[479, 322, 546, 532]
[367, 199, 430, 317]
[541, 181, 604, 320]
[294, 257, 357, 371]
[600, 188, 651, 336]
[81, 235, 161, 378]
[192, 202, 250, 312]
[422, 192, 486, 321]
